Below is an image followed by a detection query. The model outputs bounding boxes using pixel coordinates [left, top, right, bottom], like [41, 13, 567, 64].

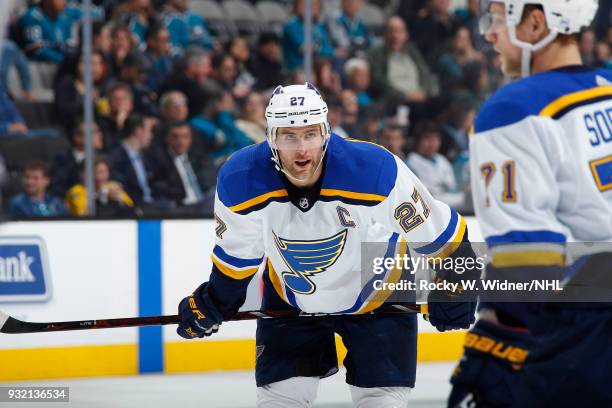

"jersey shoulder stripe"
[474, 67, 612, 133]
[539, 85, 612, 119]
[321, 134, 397, 205]
[216, 142, 288, 214]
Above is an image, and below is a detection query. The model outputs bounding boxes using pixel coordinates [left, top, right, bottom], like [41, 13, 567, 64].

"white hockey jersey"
[470, 66, 612, 269]
[210, 134, 469, 314]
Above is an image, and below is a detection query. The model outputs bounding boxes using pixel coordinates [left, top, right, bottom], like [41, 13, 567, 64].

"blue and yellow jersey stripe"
[319, 188, 387, 206]
[539, 85, 612, 119]
[485, 230, 567, 268]
[228, 189, 290, 215]
[413, 208, 467, 261]
[211, 245, 263, 280]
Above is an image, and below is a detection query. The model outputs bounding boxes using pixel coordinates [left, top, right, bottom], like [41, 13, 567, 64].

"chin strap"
[508, 25, 559, 77]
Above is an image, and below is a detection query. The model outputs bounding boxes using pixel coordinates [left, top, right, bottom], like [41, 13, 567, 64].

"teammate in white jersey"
[176, 83, 480, 407]
[449, 1, 612, 407]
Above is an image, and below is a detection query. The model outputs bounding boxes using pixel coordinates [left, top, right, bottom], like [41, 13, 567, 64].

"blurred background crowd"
[0, 0, 611, 219]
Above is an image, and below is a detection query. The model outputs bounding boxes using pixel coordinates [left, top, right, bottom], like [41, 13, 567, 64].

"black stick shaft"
[0, 304, 423, 334]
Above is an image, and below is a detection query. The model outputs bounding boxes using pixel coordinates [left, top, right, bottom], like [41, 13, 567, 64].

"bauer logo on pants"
[0, 236, 51, 302]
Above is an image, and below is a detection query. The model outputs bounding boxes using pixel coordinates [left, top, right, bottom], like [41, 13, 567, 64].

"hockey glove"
[177, 282, 223, 339]
[427, 281, 477, 332]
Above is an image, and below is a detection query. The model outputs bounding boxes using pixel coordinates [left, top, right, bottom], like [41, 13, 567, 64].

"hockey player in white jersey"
[176, 82, 480, 407]
[449, 0, 612, 407]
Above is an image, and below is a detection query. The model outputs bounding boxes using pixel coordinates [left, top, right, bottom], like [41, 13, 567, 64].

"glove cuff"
[194, 282, 224, 324]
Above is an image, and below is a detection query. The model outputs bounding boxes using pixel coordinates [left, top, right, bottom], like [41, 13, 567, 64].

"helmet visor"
[479, 11, 508, 35]
[274, 131, 326, 151]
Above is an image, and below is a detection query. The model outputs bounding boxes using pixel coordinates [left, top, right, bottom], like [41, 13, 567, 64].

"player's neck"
[531, 42, 583, 74]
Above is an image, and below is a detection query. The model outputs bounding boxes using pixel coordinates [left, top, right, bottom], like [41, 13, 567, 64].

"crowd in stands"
[1, 0, 611, 219]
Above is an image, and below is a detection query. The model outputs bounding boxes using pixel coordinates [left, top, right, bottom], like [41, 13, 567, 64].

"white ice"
[1, 362, 455, 408]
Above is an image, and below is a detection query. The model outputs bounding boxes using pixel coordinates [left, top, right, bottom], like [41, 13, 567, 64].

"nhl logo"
[299, 197, 309, 209]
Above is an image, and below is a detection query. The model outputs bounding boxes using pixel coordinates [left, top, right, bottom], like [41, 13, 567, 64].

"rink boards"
[0, 218, 483, 381]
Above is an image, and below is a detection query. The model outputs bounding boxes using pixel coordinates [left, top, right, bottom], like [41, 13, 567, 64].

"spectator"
[144, 24, 174, 93]
[109, 24, 137, 77]
[406, 121, 465, 209]
[0, 39, 32, 99]
[9, 161, 66, 217]
[156, 90, 188, 143]
[18, 0, 79, 63]
[161, 0, 214, 54]
[453, 0, 486, 52]
[159, 90, 188, 122]
[343, 58, 372, 109]
[190, 92, 253, 165]
[326, 0, 371, 59]
[327, 96, 349, 138]
[65, 156, 135, 217]
[435, 25, 484, 91]
[54, 50, 108, 130]
[437, 98, 475, 160]
[359, 104, 385, 142]
[228, 37, 256, 98]
[109, 113, 158, 205]
[248, 32, 284, 92]
[150, 121, 214, 209]
[98, 82, 134, 150]
[379, 122, 406, 160]
[112, 0, 155, 46]
[93, 21, 113, 56]
[313, 58, 342, 97]
[236, 92, 267, 144]
[159, 47, 217, 117]
[0, 89, 28, 136]
[50, 119, 104, 197]
[282, 0, 334, 72]
[409, 0, 457, 62]
[118, 51, 158, 116]
[211, 53, 249, 99]
[338, 89, 360, 136]
[367, 16, 436, 115]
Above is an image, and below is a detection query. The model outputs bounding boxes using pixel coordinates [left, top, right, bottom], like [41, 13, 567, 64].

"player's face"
[276, 124, 325, 185]
[482, 3, 522, 77]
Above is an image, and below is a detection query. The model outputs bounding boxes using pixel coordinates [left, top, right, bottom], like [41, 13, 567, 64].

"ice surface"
[1, 362, 455, 407]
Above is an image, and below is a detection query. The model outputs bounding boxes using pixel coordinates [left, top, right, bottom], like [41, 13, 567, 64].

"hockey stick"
[0, 304, 425, 334]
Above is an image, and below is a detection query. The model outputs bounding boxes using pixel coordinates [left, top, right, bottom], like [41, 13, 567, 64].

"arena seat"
[222, 0, 261, 39]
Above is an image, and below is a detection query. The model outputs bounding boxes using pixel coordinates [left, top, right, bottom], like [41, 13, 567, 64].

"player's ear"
[522, 8, 549, 43]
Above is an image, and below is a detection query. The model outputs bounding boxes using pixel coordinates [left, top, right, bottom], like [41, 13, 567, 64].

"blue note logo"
[0, 237, 51, 302]
[273, 229, 348, 295]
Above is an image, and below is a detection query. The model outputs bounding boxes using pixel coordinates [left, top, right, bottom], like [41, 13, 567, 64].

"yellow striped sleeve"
[211, 255, 259, 280]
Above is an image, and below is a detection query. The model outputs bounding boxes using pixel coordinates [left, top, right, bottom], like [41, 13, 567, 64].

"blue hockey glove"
[427, 283, 477, 332]
[177, 282, 223, 339]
